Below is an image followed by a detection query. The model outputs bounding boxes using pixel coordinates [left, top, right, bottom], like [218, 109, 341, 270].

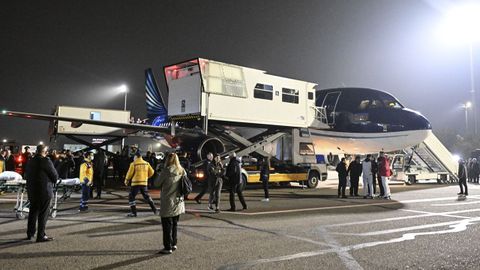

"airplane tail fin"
[145, 68, 168, 126]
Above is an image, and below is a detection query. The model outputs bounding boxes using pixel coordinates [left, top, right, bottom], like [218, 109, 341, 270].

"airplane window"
[369, 100, 384, 109]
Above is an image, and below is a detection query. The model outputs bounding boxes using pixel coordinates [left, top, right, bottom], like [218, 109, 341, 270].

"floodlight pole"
[465, 105, 469, 133]
[469, 44, 477, 136]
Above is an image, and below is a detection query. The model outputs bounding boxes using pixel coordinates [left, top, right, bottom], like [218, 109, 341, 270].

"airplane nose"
[405, 110, 431, 130]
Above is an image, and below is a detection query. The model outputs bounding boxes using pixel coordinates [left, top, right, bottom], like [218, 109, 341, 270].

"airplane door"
[322, 92, 341, 125]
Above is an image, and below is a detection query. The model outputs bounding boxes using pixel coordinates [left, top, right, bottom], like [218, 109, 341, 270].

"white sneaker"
[261, 198, 270, 202]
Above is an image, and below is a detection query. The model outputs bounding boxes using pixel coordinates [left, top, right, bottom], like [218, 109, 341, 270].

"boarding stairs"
[405, 132, 458, 183]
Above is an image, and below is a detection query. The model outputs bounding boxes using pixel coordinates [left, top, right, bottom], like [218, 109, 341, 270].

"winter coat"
[361, 159, 373, 176]
[226, 158, 242, 185]
[80, 159, 94, 186]
[25, 155, 59, 199]
[6, 155, 15, 171]
[458, 163, 468, 180]
[158, 166, 185, 218]
[125, 157, 154, 186]
[336, 162, 348, 178]
[378, 157, 392, 177]
[0, 156, 5, 173]
[348, 160, 363, 177]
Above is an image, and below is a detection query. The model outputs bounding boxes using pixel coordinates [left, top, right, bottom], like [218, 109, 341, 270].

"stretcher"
[5, 178, 81, 219]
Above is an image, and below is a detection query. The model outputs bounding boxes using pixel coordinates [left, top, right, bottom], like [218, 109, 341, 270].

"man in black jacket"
[25, 144, 59, 242]
[93, 150, 107, 199]
[336, 158, 348, 198]
[347, 156, 362, 197]
[194, 153, 213, 205]
[226, 152, 247, 211]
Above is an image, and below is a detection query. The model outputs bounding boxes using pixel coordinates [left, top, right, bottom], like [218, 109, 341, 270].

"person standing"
[347, 156, 362, 197]
[144, 151, 158, 189]
[362, 155, 374, 199]
[55, 151, 76, 179]
[458, 159, 468, 196]
[21, 146, 32, 177]
[25, 144, 58, 242]
[378, 152, 392, 199]
[471, 158, 480, 184]
[93, 150, 107, 199]
[5, 150, 15, 171]
[194, 153, 214, 204]
[226, 152, 247, 211]
[209, 154, 224, 212]
[124, 152, 158, 217]
[157, 153, 185, 254]
[79, 152, 94, 212]
[260, 157, 271, 202]
[374, 156, 384, 197]
[0, 150, 6, 173]
[336, 158, 348, 198]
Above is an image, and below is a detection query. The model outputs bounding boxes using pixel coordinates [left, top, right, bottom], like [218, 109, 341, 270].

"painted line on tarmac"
[224, 195, 480, 216]
[431, 200, 480, 207]
[399, 209, 470, 219]
[0, 198, 19, 202]
[88, 203, 216, 214]
[318, 227, 363, 270]
[219, 217, 480, 270]
[334, 216, 480, 236]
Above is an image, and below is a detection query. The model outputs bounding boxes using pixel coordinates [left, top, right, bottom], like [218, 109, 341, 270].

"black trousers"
[459, 177, 468, 194]
[229, 184, 247, 210]
[128, 185, 156, 213]
[161, 215, 179, 250]
[376, 173, 384, 196]
[27, 197, 51, 239]
[349, 176, 359, 196]
[338, 177, 347, 197]
[262, 180, 269, 199]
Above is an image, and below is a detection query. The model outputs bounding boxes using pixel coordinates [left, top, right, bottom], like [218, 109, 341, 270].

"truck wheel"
[307, 172, 320, 188]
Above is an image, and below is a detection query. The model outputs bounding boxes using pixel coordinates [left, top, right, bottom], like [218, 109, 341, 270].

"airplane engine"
[174, 135, 225, 162]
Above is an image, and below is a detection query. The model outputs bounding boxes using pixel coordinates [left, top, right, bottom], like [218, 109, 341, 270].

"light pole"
[440, 3, 480, 136]
[118, 84, 128, 111]
[463, 101, 472, 133]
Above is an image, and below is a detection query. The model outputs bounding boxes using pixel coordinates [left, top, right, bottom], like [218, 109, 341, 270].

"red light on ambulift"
[17, 156, 23, 162]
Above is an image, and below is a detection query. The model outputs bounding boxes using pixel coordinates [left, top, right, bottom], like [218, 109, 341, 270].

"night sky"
[1, 0, 478, 146]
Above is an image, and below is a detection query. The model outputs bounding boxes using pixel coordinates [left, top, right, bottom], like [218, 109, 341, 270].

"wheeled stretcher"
[5, 178, 81, 219]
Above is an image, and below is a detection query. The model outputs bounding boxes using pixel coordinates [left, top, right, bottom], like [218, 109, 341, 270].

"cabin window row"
[253, 83, 300, 104]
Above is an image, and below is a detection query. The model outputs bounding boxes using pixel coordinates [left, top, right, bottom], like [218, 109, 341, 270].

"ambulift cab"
[164, 58, 328, 188]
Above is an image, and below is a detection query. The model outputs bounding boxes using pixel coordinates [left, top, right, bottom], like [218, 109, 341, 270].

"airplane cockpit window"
[358, 100, 370, 110]
[378, 92, 404, 109]
[369, 99, 384, 109]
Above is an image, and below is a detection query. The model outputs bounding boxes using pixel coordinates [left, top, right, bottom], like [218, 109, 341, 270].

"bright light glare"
[2, 139, 6, 143]
[117, 84, 128, 93]
[452, 154, 461, 163]
[1, 110, 6, 114]
[466, 101, 472, 108]
[438, 4, 480, 44]
[39, 141, 44, 145]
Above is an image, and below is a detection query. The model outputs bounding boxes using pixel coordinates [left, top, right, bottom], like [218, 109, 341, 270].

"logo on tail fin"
[145, 68, 168, 126]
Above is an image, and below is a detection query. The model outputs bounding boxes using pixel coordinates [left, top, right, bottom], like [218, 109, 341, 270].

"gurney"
[0, 171, 23, 193]
[5, 177, 81, 219]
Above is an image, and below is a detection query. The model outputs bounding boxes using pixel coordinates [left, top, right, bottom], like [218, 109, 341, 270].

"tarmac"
[1, 178, 480, 269]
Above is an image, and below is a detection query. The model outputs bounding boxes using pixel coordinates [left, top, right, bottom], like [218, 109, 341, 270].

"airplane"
[1, 59, 432, 162]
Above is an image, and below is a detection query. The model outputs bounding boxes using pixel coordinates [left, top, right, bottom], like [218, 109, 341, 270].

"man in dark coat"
[25, 144, 58, 242]
[5, 150, 16, 171]
[458, 159, 468, 196]
[93, 150, 107, 199]
[347, 156, 362, 197]
[55, 151, 75, 179]
[194, 153, 214, 205]
[226, 152, 247, 211]
[336, 157, 348, 198]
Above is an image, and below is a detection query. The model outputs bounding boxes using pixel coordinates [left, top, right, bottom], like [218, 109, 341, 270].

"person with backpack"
[157, 153, 186, 255]
[124, 152, 158, 217]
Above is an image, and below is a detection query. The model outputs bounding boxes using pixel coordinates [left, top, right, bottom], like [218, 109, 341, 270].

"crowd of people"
[335, 151, 392, 200]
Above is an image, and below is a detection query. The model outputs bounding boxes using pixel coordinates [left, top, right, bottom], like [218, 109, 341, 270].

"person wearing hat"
[25, 144, 58, 242]
[458, 159, 468, 196]
[79, 152, 94, 211]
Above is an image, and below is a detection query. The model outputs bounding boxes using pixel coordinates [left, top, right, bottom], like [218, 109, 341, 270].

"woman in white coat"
[158, 153, 185, 254]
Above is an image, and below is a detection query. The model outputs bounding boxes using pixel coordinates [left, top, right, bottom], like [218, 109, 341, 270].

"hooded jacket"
[158, 166, 185, 218]
[80, 158, 94, 186]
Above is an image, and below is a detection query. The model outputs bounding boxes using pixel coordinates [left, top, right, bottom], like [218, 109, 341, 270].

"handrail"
[311, 106, 328, 124]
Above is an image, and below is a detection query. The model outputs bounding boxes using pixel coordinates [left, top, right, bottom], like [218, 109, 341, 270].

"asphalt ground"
[1, 179, 480, 270]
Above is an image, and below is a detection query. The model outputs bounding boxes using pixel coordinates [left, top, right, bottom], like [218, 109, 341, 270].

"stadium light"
[117, 84, 128, 111]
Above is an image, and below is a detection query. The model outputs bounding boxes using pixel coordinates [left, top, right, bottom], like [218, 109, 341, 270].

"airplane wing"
[1, 110, 172, 134]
